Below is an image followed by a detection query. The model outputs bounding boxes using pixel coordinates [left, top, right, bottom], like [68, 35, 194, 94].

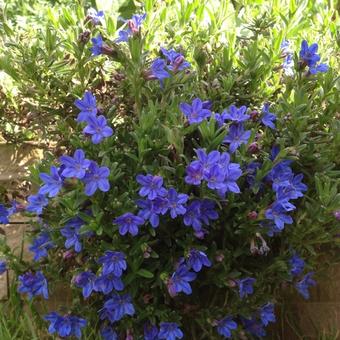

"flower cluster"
[185, 148, 242, 197]
[75, 91, 113, 144]
[289, 252, 316, 299]
[147, 47, 190, 86]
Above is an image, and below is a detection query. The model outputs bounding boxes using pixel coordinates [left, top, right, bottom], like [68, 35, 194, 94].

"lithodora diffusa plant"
[0, 3, 339, 340]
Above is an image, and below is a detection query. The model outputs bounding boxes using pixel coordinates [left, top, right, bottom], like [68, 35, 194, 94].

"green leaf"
[136, 269, 154, 279]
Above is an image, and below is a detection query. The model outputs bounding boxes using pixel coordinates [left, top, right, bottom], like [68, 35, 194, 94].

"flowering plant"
[0, 1, 339, 339]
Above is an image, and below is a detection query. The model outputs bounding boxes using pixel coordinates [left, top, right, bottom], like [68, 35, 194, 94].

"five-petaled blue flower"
[186, 249, 212, 272]
[44, 312, 87, 339]
[83, 161, 110, 196]
[113, 212, 145, 236]
[61, 217, 89, 253]
[167, 264, 197, 297]
[149, 58, 171, 85]
[265, 201, 294, 231]
[83, 115, 113, 144]
[261, 103, 276, 129]
[137, 197, 167, 228]
[60, 149, 91, 179]
[99, 293, 135, 322]
[18, 271, 49, 299]
[259, 303, 276, 326]
[39, 166, 63, 197]
[299, 40, 328, 74]
[0, 261, 6, 274]
[98, 250, 127, 276]
[224, 124, 251, 153]
[289, 253, 305, 276]
[167, 188, 188, 219]
[90, 34, 104, 56]
[26, 194, 49, 215]
[224, 105, 250, 123]
[183, 200, 203, 231]
[74, 271, 96, 298]
[158, 322, 183, 340]
[29, 232, 54, 262]
[136, 174, 167, 200]
[237, 277, 256, 299]
[295, 272, 316, 299]
[94, 272, 124, 294]
[242, 317, 266, 337]
[216, 316, 238, 338]
[74, 91, 97, 122]
[180, 98, 212, 125]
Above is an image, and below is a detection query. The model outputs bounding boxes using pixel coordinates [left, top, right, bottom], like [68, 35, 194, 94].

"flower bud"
[247, 211, 258, 220]
[250, 110, 259, 121]
[215, 253, 225, 262]
[334, 210, 340, 220]
[78, 30, 91, 44]
[248, 142, 260, 154]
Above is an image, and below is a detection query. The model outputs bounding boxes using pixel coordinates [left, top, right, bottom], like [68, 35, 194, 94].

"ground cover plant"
[0, 0, 339, 339]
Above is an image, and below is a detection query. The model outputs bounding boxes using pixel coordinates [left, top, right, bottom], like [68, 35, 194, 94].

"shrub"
[0, 1, 339, 339]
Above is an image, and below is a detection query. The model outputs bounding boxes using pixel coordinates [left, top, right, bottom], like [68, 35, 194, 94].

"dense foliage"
[0, 0, 339, 339]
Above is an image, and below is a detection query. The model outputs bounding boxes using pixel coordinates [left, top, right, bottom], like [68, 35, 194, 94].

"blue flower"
[299, 40, 328, 74]
[280, 39, 291, 54]
[185, 161, 203, 185]
[180, 98, 212, 125]
[94, 272, 124, 294]
[136, 174, 167, 200]
[100, 326, 118, 340]
[60, 217, 89, 253]
[44, 312, 87, 339]
[242, 317, 266, 337]
[60, 149, 91, 179]
[74, 271, 96, 298]
[99, 293, 135, 322]
[113, 212, 144, 236]
[86, 8, 104, 25]
[183, 200, 203, 231]
[90, 34, 104, 56]
[237, 277, 256, 299]
[0, 261, 6, 274]
[144, 323, 159, 340]
[261, 103, 276, 129]
[167, 188, 188, 219]
[83, 115, 113, 144]
[199, 199, 219, 225]
[217, 163, 242, 196]
[195, 149, 220, 175]
[224, 124, 251, 153]
[205, 165, 226, 190]
[214, 111, 229, 127]
[289, 253, 305, 277]
[282, 54, 294, 76]
[83, 161, 110, 196]
[98, 250, 127, 276]
[299, 40, 320, 67]
[167, 264, 197, 296]
[148, 58, 171, 85]
[295, 272, 316, 299]
[39, 166, 63, 197]
[309, 63, 328, 74]
[216, 316, 237, 338]
[74, 91, 97, 122]
[187, 249, 211, 272]
[26, 194, 49, 215]
[116, 13, 146, 42]
[160, 47, 190, 72]
[137, 197, 167, 228]
[0, 204, 9, 224]
[18, 271, 48, 299]
[29, 232, 54, 261]
[259, 303, 276, 326]
[158, 322, 183, 340]
[265, 201, 293, 231]
[224, 105, 250, 123]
